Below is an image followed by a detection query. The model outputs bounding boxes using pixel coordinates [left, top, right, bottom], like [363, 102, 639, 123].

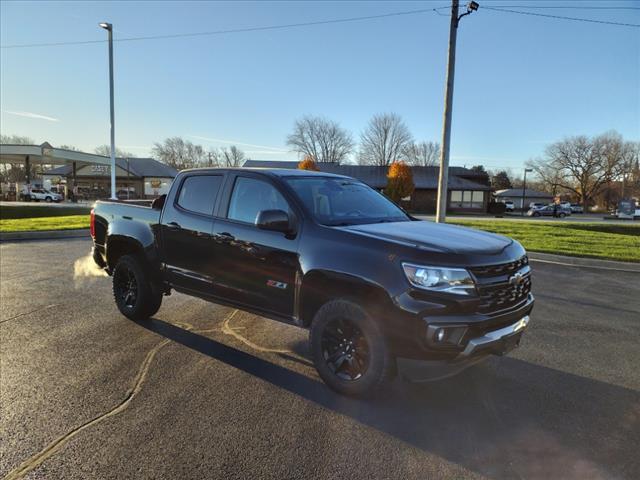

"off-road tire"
[112, 254, 162, 321]
[310, 299, 395, 397]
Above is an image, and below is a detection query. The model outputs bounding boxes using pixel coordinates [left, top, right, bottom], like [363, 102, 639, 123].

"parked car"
[527, 204, 571, 218]
[569, 203, 584, 213]
[116, 189, 140, 200]
[529, 202, 546, 210]
[91, 168, 534, 397]
[503, 200, 514, 212]
[29, 188, 62, 203]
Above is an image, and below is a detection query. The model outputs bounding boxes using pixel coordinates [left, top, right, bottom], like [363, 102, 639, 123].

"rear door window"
[176, 175, 223, 216]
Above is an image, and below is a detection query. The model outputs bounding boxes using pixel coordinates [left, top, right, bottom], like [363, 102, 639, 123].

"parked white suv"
[30, 188, 62, 202]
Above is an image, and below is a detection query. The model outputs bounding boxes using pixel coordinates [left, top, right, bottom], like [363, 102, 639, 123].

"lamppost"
[99, 22, 117, 200]
[521, 168, 533, 216]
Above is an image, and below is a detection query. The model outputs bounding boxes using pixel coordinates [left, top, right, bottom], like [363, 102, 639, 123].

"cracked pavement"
[1, 238, 639, 479]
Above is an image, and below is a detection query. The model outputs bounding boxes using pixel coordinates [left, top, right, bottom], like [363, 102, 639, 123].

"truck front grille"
[469, 255, 529, 278]
[470, 257, 532, 314]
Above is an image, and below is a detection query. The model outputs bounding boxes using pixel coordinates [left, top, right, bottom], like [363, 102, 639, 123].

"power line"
[483, 6, 640, 27]
[485, 5, 640, 10]
[1, 8, 438, 49]
[3, 3, 637, 50]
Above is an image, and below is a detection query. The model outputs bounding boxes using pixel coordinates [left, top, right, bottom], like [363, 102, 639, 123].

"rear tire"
[112, 254, 162, 321]
[559, 212, 566, 218]
[310, 299, 395, 397]
[533, 212, 540, 217]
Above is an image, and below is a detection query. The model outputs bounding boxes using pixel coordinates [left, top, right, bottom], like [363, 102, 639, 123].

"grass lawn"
[0, 205, 92, 219]
[451, 220, 640, 263]
[0, 215, 90, 232]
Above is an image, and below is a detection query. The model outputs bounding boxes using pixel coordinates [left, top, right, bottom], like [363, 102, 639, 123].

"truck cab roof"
[178, 167, 349, 180]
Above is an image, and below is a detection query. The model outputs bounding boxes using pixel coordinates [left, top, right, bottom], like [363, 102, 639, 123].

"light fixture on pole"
[99, 21, 117, 200]
[435, 1, 479, 223]
[522, 168, 533, 216]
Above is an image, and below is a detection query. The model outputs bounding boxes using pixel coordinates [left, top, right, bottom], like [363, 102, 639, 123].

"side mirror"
[256, 209, 292, 233]
[151, 194, 166, 210]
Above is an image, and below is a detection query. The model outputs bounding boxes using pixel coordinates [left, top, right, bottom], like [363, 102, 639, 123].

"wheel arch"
[298, 270, 394, 328]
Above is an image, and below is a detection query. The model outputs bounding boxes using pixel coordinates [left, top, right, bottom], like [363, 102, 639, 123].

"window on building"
[449, 190, 485, 209]
[177, 175, 223, 216]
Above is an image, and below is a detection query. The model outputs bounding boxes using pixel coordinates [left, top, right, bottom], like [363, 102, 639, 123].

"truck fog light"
[436, 328, 446, 343]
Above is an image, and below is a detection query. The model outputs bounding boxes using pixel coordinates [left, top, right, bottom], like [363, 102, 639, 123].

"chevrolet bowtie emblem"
[508, 272, 524, 287]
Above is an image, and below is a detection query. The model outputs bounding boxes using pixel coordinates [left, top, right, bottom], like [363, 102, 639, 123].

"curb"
[528, 252, 640, 273]
[0, 229, 90, 242]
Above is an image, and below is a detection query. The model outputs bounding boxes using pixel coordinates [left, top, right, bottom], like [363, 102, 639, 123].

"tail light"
[90, 209, 95, 238]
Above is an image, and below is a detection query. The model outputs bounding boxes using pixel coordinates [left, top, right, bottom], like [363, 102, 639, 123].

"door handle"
[216, 232, 235, 242]
[166, 221, 181, 230]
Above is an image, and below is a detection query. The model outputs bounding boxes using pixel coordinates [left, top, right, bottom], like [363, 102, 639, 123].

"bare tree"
[287, 116, 354, 164]
[528, 132, 628, 210]
[359, 113, 413, 166]
[0, 135, 37, 182]
[151, 137, 205, 170]
[58, 144, 81, 151]
[220, 145, 246, 167]
[402, 141, 440, 167]
[1, 134, 34, 145]
[95, 144, 136, 158]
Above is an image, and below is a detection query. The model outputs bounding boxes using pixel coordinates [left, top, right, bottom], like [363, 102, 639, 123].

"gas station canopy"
[0, 142, 112, 167]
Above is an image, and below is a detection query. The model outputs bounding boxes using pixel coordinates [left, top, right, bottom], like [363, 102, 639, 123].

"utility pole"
[521, 168, 532, 215]
[435, 1, 479, 223]
[99, 22, 117, 200]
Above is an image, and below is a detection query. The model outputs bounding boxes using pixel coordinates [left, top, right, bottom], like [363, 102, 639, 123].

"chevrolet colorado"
[91, 168, 534, 396]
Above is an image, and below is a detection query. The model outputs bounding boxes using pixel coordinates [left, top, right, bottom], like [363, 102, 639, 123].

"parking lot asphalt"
[1, 239, 639, 480]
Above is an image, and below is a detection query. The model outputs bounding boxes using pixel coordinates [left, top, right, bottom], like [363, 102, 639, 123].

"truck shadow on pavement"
[138, 317, 640, 480]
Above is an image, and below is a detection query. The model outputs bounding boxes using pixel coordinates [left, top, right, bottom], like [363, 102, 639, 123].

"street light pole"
[435, 1, 479, 223]
[99, 22, 117, 200]
[522, 168, 533, 216]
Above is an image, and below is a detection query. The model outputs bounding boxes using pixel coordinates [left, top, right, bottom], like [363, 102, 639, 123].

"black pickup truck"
[91, 168, 534, 396]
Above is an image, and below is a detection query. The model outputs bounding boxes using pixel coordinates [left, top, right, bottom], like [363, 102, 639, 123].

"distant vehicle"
[29, 188, 62, 203]
[527, 204, 571, 218]
[569, 203, 584, 213]
[116, 189, 140, 200]
[503, 200, 514, 212]
[529, 202, 546, 209]
[91, 167, 534, 397]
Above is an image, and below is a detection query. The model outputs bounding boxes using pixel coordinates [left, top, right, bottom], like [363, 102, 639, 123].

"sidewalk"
[0, 229, 89, 242]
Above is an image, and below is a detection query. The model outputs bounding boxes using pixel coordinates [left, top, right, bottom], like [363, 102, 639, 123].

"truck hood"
[340, 220, 513, 255]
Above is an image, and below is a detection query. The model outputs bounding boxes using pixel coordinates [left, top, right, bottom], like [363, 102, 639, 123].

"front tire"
[45, 196, 52, 202]
[310, 299, 395, 397]
[112, 254, 162, 321]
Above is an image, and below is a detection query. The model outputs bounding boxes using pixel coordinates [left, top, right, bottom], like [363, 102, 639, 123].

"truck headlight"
[402, 263, 476, 295]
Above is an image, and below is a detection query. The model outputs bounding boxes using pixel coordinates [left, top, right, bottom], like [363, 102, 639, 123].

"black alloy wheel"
[112, 254, 163, 321]
[114, 263, 138, 309]
[321, 317, 370, 381]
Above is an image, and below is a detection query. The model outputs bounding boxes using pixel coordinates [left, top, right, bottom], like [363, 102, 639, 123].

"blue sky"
[1, 1, 638, 170]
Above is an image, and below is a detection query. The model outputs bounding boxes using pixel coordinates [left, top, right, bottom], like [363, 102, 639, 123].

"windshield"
[285, 177, 410, 226]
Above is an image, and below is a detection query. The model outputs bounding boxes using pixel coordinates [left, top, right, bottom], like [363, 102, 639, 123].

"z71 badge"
[266, 280, 288, 290]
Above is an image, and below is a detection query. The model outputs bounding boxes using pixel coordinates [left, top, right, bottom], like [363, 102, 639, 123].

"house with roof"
[494, 188, 554, 210]
[43, 157, 177, 200]
[242, 160, 492, 213]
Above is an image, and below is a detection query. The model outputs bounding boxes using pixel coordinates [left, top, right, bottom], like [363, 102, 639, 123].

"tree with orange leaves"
[384, 161, 414, 203]
[298, 156, 320, 171]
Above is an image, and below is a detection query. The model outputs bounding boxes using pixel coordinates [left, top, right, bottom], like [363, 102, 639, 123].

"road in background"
[1, 239, 639, 479]
[417, 213, 635, 224]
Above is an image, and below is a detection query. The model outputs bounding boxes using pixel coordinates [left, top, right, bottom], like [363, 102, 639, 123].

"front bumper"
[397, 313, 531, 382]
[459, 315, 529, 357]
